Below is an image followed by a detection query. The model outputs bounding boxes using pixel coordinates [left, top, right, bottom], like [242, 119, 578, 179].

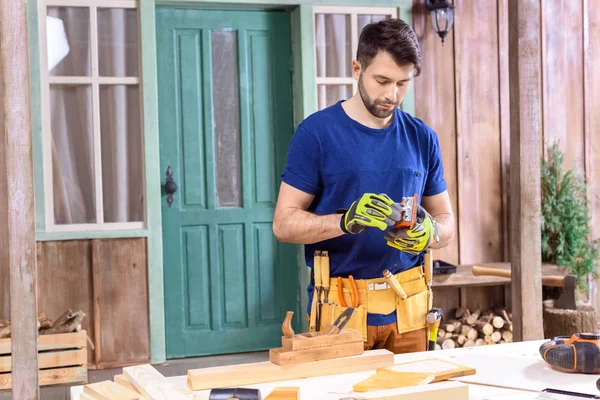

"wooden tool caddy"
[269, 311, 363, 366]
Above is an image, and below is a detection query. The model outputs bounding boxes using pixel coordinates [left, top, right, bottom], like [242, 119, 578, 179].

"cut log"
[474, 320, 494, 336]
[463, 339, 475, 347]
[483, 334, 492, 344]
[457, 334, 467, 346]
[475, 339, 486, 346]
[501, 330, 513, 343]
[466, 309, 481, 325]
[490, 331, 502, 343]
[461, 325, 471, 337]
[466, 327, 478, 341]
[543, 303, 597, 339]
[492, 316, 505, 329]
[438, 329, 446, 338]
[441, 339, 455, 350]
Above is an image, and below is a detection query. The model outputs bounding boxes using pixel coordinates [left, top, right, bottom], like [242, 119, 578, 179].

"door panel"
[156, 7, 298, 357]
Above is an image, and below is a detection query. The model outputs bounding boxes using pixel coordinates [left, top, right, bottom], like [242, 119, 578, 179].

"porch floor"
[0, 351, 269, 400]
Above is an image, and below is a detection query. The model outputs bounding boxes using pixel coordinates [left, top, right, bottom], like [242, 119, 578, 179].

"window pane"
[50, 84, 96, 224]
[47, 7, 91, 76]
[317, 84, 352, 110]
[98, 8, 140, 77]
[212, 31, 241, 208]
[357, 15, 389, 37]
[99, 85, 144, 222]
[315, 14, 352, 78]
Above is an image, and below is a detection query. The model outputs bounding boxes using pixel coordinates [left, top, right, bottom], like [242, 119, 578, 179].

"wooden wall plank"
[37, 240, 96, 367]
[454, 0, 504, 264]
[508, 0, 544, 341]
[0, 66, 8, 321]
[412, 0, 460, 265]
[541, 0, 585, 172]
[584, 0, 600, 312]
[498, 0, 510, 262]
[92, 238, 150, 369]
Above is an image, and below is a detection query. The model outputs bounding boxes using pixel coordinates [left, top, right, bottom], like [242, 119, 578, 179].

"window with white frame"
[313, 6, 398, 110]
[39, 0, 144, 232]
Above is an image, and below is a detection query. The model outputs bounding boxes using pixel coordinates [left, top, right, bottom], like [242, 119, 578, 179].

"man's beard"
[358, 73, 398, 119]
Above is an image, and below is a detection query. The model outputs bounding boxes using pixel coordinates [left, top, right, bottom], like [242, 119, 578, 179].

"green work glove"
[384, 204, 439, 254]
[338, 193, 401, 234]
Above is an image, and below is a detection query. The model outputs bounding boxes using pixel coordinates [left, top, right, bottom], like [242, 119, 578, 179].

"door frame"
[140, 0, 414, 363]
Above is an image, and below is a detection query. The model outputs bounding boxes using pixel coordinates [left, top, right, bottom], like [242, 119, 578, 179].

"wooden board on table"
[352, 381, 468, 400]
[381, 358, 476, 383]
[264, 387, 300, 400]
[123, 364, 195, 399]
[353, 370, 435, 392]
[271, 330, 364, 365]
[187, 349, 394, 391]
[114, 374, 140, 393]
[448, 353, 599, 395]
[83, 380, 143, 399]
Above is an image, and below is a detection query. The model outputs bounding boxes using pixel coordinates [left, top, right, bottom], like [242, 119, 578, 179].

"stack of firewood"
[0, 309, 86, 339]
[435, 307, 513, 349]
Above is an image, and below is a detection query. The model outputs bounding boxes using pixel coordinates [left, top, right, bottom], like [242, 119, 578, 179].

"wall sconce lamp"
[426, 0, 455, 44]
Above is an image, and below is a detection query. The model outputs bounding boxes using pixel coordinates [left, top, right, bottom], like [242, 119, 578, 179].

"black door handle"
[164, 165, 177, 207]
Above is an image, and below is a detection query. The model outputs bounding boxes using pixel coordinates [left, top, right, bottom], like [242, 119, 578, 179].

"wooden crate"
[0, 330, 88, 390]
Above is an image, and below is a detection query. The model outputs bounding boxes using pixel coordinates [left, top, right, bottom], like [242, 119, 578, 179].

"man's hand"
[384, 203, 439, 254]
[339, 193, 400, 234]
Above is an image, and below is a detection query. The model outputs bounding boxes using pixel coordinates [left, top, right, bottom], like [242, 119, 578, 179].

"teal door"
[156, 7, 299, 358]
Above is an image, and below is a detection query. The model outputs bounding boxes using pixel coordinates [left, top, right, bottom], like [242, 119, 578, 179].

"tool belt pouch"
[319, 302, 368, 341]
[394, 274, 429, 334]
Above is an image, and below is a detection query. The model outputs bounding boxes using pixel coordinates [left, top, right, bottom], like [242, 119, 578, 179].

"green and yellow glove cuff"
[338, 193, 401, 235]
[384, 205, 439, 255]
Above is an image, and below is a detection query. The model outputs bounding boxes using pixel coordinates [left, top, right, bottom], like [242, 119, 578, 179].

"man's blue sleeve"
[424, 129, 447, 197]
[281, 124, 322, 195]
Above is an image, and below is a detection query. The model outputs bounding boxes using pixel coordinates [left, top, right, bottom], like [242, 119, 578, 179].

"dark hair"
[356, 18, 421, 76]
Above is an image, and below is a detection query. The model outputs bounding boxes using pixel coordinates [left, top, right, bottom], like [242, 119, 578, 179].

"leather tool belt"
[309, 265, 432, 341]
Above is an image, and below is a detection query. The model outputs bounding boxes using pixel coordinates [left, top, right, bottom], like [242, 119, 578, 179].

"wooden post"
[508, 0, 544, 341]
[0, 0, 40, 398]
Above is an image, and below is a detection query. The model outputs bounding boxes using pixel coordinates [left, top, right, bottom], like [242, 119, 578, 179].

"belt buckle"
[369, 282, 390, 291]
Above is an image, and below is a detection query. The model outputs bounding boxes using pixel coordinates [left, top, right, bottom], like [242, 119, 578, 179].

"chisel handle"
[321, 251, 330, 292]
[314, 251, 322, 289]
[383, 270, 407, 299]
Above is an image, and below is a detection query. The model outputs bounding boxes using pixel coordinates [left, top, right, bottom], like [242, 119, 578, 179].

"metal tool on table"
[536, 388, 600, 400]
[319, 307, 355, 336]
[539, 332, 600, 374]
[209, 387, 261, 400]
[472, 265, 577, 310]
[425, 307, 444, 351]
[314, 250, 323, 331]
[337, 275, 358, 307]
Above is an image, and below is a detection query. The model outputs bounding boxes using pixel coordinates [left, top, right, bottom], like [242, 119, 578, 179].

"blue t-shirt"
[281, 101, 447, 325]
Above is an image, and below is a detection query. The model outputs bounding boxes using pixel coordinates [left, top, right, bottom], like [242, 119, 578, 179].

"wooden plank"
[454, 0, 504, 265]
[114, 374, 140, 393]
[92, 238, 150, 368]
[84, 380, 142, 400]
[497, 0, 510, 262]
[541, 0, 585, 172]
[412, 0, 459, 266]
[507, 0, 544, 341]
[0, 366, 87, 390]
[0, 349, 86, 373]
[187, 349, 394, 391]
[37, 240, 95, 366]
[0, 331, 87, 354]
[0, 58, 8, 322]
[0, 0, 39, 396]
[123, 364, 194, 399]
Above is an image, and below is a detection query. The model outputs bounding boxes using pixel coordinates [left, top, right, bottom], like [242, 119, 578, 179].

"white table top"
[70, 339, 598, 400]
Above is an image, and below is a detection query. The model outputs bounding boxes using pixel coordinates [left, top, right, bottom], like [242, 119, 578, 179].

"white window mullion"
[90, 5, 104, 224]
[351, 13, 358, 94]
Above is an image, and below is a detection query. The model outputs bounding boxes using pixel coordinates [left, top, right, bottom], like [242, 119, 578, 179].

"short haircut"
[356, 18, 422, 76]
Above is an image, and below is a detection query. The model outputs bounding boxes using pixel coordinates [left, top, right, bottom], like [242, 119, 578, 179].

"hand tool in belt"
[318, 307, 355, 335]
[314, 251, 323, 331]
[337, 275, 358, 307]
[382, 269, 407, 299]
[425, 308, 443, 351]
[321, 251, 330, 304]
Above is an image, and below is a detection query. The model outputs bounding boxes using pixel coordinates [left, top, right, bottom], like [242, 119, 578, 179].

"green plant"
[541, 142, 599, 292]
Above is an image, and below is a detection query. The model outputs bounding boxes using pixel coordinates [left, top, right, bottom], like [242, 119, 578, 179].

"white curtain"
[48, 7, 144, 225]
[315, 14, 388, 110]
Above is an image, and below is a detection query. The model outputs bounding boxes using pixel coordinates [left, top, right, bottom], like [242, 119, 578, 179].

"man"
[272, 18, 455, 354]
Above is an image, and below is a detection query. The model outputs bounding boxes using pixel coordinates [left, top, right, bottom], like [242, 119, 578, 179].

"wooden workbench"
[69, 339, 599, 399]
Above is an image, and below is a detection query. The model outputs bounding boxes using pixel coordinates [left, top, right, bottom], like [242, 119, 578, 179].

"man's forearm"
[273, 208, 345, 244]
[429, 213, 456, 249]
